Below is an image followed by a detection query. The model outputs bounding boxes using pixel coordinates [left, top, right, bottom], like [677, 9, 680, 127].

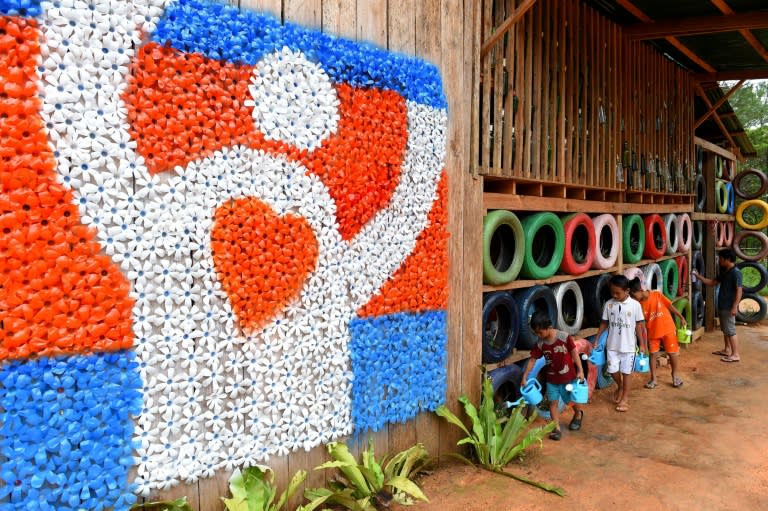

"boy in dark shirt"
[521, 311, 586, 440]
[692, 248, 743, 362]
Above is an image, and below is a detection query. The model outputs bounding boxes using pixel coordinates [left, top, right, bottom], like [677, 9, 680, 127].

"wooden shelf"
[485, 327, 601, 368]
[691, 212, 735, 221]
[483, 253, 689, 293]
[484, 192, 694, 214]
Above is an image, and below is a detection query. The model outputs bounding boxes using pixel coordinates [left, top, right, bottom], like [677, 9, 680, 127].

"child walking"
[595, 275, 648, 412]
[692, 248, 743, 363]
[629, 277, 687, 389]
[521, 311, 586, 441]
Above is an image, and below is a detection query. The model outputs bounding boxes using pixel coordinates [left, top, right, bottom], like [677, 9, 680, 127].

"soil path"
[417, 324, 768, 511]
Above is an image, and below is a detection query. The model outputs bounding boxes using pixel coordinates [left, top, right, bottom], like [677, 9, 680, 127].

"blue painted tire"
[514, 285, 557, 350]
[488, 364, 523, 405]
[482, 292, 519, 363]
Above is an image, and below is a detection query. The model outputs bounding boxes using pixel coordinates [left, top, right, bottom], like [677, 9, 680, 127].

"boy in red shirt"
[521, 311, 586, 441]
[629, 277, 687, 388]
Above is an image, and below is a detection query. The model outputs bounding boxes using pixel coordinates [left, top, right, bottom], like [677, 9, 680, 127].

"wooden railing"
[475, 0, 695, 200]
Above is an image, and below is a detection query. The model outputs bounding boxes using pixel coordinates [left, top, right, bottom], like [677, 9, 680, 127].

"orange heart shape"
[211, 197, 318, 331]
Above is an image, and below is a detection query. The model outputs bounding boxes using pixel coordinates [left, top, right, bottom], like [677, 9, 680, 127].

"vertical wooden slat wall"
[142, 1, 480, 509]
[476, 0, 696, 198]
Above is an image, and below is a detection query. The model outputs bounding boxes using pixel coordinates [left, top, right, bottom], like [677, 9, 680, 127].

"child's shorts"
[606, 350, 634, 375]
[546, 382, 571, 404]
[650, 332, 679, 354]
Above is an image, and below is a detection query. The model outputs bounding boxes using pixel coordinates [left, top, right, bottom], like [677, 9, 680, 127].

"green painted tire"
[622, 214, 645, 264]
[659, 259, 679, 301]
[483, 210, 525, 285]
[715, 179, 728, 214]
[519, 212, 565, 279]
[672, 297, 692, 329]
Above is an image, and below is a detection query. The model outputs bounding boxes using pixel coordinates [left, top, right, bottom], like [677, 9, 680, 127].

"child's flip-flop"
[672, 377, 684, 388]
[721, 356, 740, 363]
[644, 381, 657, 389]
[615, 403, 630, 412]
[712, 350, 729, 356]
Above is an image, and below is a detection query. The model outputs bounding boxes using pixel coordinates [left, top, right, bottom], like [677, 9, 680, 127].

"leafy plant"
[302, 440, 430, 511]
[129, 498, 194, 511]
[222, 465, 306, 511]
[435, 374, 565, 496]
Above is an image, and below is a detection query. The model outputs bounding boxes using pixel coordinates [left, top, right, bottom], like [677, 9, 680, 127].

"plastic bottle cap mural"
[0, 0, 448, 509]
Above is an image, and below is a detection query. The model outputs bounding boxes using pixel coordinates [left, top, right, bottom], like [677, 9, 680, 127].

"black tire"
[736, 293, 768, 323]
[695, 174, 706, 212]
[482, 292, 520, 363]
[580, 273, 613, 327]
[692, 289, 705, 329]
[733, 230, 768, 262]
[693, 221, 703, 250]
[734, 168, 768, 200]
[692, 250, 705, 280]
[736, 261, 768, 294]
[514, 285, 557, 350]
[488, 364, 523, 406]
[483, 210, 525, 285]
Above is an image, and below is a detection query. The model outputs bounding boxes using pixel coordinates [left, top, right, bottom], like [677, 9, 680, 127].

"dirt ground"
[416, 324, 768, 511]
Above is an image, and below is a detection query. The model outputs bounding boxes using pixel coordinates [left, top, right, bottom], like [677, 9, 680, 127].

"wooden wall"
[147, 1, 481, 509]
[478, 0, 696, 201]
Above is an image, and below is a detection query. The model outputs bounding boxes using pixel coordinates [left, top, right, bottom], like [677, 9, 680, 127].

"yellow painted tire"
[736, 199, 768, 230]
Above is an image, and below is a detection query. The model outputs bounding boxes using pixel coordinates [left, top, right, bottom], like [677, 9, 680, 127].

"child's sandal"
[549, 429, 562, 441]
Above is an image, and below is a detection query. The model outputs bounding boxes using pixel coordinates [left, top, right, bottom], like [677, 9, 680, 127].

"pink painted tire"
[591, 214, 619, 270]
[623, 266, 645, 287]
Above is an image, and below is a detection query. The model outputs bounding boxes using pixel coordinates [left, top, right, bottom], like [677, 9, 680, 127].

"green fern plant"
[302, 440, 430, 511]
[435, 374, 565, 496]
[222, 465, 306, 511]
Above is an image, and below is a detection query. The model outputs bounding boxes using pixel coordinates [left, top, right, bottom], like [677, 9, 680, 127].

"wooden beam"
[480, 0, 538, 57]
[694, 135, 740, 161]
[695, 83, 737, 149]
[483, 192, 693, 214]
[694, 79, 745, 129]
[618, 0, 715, 72]
[693, 69, 768, 81]
[625, 10, 768, 40]
[711, 0, 768, 64]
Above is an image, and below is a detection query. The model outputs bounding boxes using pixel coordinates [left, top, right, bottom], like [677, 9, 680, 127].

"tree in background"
[724, 81, 768, 168]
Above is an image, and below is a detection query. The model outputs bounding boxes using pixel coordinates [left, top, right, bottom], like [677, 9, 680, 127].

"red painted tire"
[676, 255, 688, 297]
[591, 214, 619, 270]
[643, 214, 667, 259]
[677, 214, 692, 252]
[733, 230, 768, 262]
[560, 213, 596, 275]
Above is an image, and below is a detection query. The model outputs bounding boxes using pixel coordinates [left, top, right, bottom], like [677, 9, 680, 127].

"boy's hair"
[530, 310, 553, 331]
[609, 274, 630, 290]
[719, 248, 736, 262]
[629, 277, 645, 293]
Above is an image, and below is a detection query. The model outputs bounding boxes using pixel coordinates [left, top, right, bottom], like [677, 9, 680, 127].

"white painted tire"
[664, 213, 679, 255]
[677, 213, 692, 253]
[591, 214, 619, 269]
[643, 263, 664, 292]
[552, 281, 584, 335]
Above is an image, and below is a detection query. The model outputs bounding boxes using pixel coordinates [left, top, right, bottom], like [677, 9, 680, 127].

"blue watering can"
[634, 353, 650, 373]
[520, 379, 543, 405]
[566, 379, 589, 404]
[588, 330, 608, 366]
[503, 398, 526, 409]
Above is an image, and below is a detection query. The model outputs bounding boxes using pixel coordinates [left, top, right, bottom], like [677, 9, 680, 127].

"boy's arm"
[594, 320, 609, 345]
[521, 356, 536, 386]
[731, 285, 743, 317]
[668, 304, 687, 325]
[636, 321, 648, 353]
[692, 270, 716, 287]
[570, 347, 585, 381]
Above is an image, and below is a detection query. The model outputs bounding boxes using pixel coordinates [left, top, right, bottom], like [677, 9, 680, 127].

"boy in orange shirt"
[629, 277, 687, 389]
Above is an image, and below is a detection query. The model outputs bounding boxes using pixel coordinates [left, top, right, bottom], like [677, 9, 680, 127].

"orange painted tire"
[643, 214, 667, 259]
